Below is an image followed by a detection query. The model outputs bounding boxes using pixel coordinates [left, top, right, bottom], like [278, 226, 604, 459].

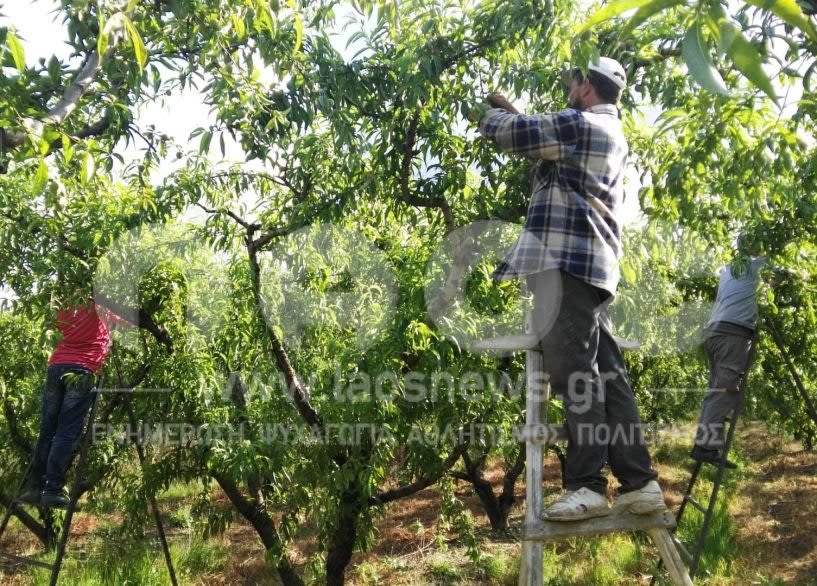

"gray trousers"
[528, 270, 657, 495]
[694, 327, 753, 450]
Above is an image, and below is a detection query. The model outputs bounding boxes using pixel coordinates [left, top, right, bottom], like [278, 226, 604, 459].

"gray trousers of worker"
[528, 270, 658, 496]
[694, 326, 754, 450]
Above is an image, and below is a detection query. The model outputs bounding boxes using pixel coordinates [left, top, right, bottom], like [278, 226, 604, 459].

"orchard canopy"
[1, 0, 816, 584]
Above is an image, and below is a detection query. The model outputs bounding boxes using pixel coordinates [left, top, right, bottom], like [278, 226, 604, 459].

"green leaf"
[721, 26, 778, 102]
[97, 17, 110, 57]
[231, 14, 247, 40]
[293, 14, 303, 54]
[97, 12, 127, 58]
[622, 0, 685, 33]
[80, 152, 96, 185]
[61, 135, 73, 163]
[33, 160, 49, 193]
[580, 0, 656, 32]
[744, 0, 817, 44]
[199, 130, 213, 155]
[7, 31, 25, 73]
[621, 262, 636, 284]
[681, 23, 729, 95]
[255, 1, 276, 34]
[124, 18, 147, 70]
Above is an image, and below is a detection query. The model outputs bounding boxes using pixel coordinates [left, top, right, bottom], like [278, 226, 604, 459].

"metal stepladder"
[471, 326, 692, 586]
[0, 375, 105, 584]
[652, 325, 761, 583]
[0, 358, 178, 585]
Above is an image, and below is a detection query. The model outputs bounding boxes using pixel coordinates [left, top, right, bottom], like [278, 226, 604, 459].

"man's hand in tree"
[486, 93, 520, 114]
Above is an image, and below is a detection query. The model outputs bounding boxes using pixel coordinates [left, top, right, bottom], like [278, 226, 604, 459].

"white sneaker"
[612, 480, 667, 515]
[541, 487, 610, 521]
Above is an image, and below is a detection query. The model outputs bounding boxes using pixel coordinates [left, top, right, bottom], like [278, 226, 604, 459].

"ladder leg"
[520, 347, 545, 586]
[647, 528, 693, 586]
[49, 389, 100, 586]
[0, 460, 36, 541]
[521, 438, 544, 586]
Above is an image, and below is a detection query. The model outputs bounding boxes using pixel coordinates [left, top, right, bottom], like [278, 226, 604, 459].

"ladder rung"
[523, 510, 676, 541]
[0, 550, 55, 571]
[683, 495, 707, 514]
[470, 334, 539, 352]
[669, 533, 693, 565]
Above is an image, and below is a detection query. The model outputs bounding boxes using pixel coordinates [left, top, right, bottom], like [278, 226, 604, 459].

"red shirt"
[48, 302, 131, 373]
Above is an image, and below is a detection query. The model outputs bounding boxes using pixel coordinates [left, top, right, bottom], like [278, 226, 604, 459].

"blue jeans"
[29, 364, 97, 492]
[528, 270, 658, 495]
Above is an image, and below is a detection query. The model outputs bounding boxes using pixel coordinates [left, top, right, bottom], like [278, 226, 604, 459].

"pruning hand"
[487, 93, 519, 114]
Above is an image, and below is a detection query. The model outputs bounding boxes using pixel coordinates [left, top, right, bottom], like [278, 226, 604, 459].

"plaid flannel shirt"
[479, 104, 628, 296]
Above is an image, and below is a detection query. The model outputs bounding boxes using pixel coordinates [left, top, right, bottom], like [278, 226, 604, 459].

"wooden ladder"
[470, 332, 692, 586]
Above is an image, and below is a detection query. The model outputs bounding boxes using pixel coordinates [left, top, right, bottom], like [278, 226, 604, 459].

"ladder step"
[523, 510, 676, 541]
[518, 424, 569, 444]
[669, 533, 693, 565]
[683, 495, 707, 514]
[470, 334, 641, 353]
[0, 550, 55, 571]
[470, 334, 540, 352]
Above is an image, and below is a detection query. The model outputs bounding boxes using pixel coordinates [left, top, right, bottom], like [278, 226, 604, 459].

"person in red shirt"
[19, 299, 131, 508]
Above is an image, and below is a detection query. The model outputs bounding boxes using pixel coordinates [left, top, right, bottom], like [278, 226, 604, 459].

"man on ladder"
[18, 293, 132, 508]
[469, 56, 667, 521]
[692, 237, 767, 468]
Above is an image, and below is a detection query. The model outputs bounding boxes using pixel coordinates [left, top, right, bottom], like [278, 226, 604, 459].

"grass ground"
[1, 420, 815, 585]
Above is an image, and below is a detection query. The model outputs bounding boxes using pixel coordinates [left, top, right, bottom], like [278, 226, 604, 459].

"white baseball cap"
[588, 57, 627, 89]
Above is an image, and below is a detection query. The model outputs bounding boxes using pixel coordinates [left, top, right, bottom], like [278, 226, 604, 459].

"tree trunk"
[325, 487, 363, 586]
[452, 444, 526, 533]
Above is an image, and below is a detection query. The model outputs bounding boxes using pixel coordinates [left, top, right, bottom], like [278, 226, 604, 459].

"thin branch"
[195, 202, 262, 231]
[128, 123, 159, 156]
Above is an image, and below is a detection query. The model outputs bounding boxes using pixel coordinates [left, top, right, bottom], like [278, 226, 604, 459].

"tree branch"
[370, 442, 468, 505]
[2, 116, 114, 151]
[767, 319, 817, 428]
[212, 472, 303, 586]
[397, 113, 456, 233]
[1, 7, 135, 152]
[95, 292, 174, 352]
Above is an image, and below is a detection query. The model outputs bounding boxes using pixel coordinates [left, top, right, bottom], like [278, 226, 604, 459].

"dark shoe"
[17, 486, 42, 505]
[41, 487, 72, 509]
[691, 446, 737, 469]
